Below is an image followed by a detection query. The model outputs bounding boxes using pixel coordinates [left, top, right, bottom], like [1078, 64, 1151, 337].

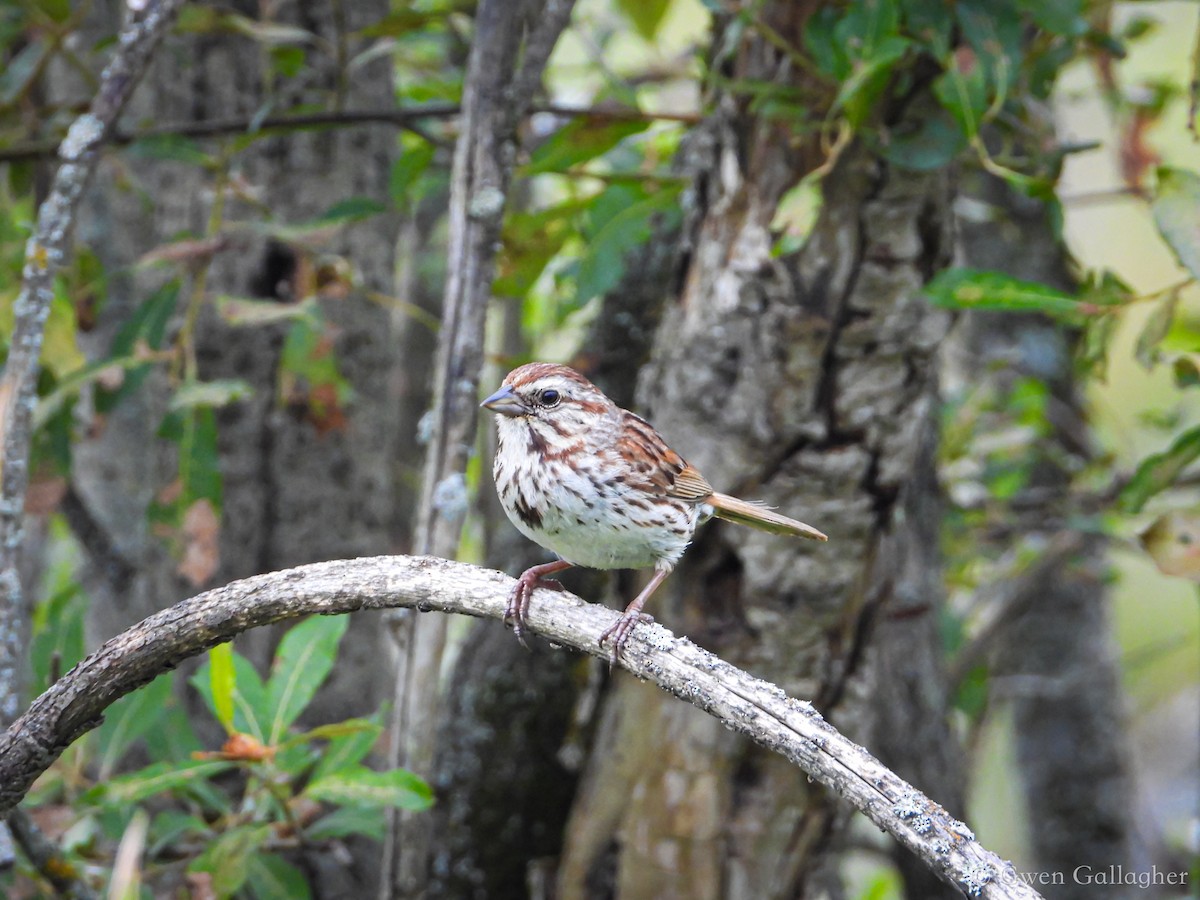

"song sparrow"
[481, 362, 828, 661]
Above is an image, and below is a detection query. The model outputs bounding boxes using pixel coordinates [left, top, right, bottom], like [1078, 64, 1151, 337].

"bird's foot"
[505, 568, 566, 648]
[598, 611, 655, 667]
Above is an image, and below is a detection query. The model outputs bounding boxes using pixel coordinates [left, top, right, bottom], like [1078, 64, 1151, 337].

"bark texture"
[555, 9, 957, 895]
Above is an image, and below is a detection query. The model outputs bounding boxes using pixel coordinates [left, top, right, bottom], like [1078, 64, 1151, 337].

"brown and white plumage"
[481, 362, 827, 659]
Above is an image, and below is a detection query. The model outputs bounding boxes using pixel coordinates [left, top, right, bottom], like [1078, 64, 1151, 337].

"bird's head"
[480, 363, 617, 446]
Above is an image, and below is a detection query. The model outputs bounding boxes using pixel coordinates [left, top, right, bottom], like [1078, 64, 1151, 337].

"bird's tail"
[708, 493, 828, 541]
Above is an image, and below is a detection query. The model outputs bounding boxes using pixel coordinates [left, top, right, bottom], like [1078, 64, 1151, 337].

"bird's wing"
[617, 411, 713, 500]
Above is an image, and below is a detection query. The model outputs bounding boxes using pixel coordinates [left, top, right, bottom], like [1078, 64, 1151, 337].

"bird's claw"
[598, 611, 655, 667]
[504, 573, 565, 649]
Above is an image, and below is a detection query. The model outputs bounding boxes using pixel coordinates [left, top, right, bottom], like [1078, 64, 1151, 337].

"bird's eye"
[538, 388, 561, 407]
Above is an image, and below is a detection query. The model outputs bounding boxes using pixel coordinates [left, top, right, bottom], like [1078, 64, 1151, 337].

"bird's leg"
[507, 558, 573, 648]
[599, 568, 670, 665]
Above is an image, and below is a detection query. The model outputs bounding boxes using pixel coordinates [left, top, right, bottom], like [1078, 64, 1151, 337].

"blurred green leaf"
[209, 643, 237, 734]
[189, 824, 271, 899]
[169, 378, 254, 412]
[1017, 0, 1086, 37]
[316, 196, 388, 224]
[246, 854, 312, 900]
[924, 268, 1083, 317]
[266, 615, 349, 743]
[94, 673, 174, 779]
[192, 649, 272, 740]
[216, 295, 320, 327]
[804, 7, 850, 78]
[125, 135, 214, 167]
[389, 142, 436, 205]
[576, 186, 681, 305]
[617, 0, 671, 41]
[0, 39, 49, 107]
[358, 9, 442, 37]
[1152, 167, 1200, 281]
[1120, 425, 1200, 513]
[834, 0, 900, 59]
[223, 15, 314, 46]
[882, 106, 969, 171]
[84, 760, 232, 806]
[307, 718, 383, 780]
[30, 582, 88, 694]
[1135, 288, 1180, 370]
[99, 281, 179, 413]
[305, 765, 433, 811]
[304, 805, 386, 841]
[835, 36, 911, 127]
[525, 119, 650, 176]
[495, 200, 585, 298]
[933, 51, 989, 139]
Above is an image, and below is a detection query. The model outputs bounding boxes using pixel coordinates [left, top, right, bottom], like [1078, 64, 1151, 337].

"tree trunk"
[555, 9, 958, 895]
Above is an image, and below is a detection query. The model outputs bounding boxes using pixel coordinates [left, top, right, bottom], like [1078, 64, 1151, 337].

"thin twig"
[0, 555, 1042, 900]
[7, 807, 98, 900]
[0, 103, 702, 165]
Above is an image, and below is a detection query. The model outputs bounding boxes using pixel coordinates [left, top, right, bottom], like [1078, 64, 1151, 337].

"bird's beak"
[480, 384, 527, 417]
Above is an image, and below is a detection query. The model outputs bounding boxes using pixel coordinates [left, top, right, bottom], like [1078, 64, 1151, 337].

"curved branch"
[0, 555, 1040, 900]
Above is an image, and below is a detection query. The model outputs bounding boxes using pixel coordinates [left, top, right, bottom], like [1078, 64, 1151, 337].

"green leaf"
[192, 651, 272, 740]
[125, 135, 214, 167]
[1120, 425, 1200, 513]
[305, 766, 433, 811]
[575, 186, 682, 305]
[304, 805, 386, 841]
[804, 7, 850, 78]
[524, 119, 650, 176]
[189, 824, 272, 899]
[1135, 288, 1180, 370]
[389, 143, 436, 205]
[216, 295, 320, 327]
[169, 378, 254, 412]
[94, 673, 174, 779]
[84, 760, 232, 806]
[933, 51, 989, 139]
[834, 35, 911, 127]
[265, 616, 349, 743]
[209, 643, 237, 734]
[223, 15, 315, 46]
[495, 200, 585, 298]
[246, 854, 312, 900]
[30, 583, 88, 694]
[617, 0, 671, 40]
[924, 268, 1084, 317]
[148, 810, 211, 858]
[1152, 167, 1200, 281]
[882, 105, 969, 171]
[316, 196, 388, 224]
[307, 718, 383, 781]
[834, 0, 900, 60]
[99, 282, 180, 413]
[158, 406, 223, 510]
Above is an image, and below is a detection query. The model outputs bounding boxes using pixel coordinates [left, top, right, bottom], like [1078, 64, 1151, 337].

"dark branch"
[0, 103, 702, 165]
[0, 556, 1041, 900]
